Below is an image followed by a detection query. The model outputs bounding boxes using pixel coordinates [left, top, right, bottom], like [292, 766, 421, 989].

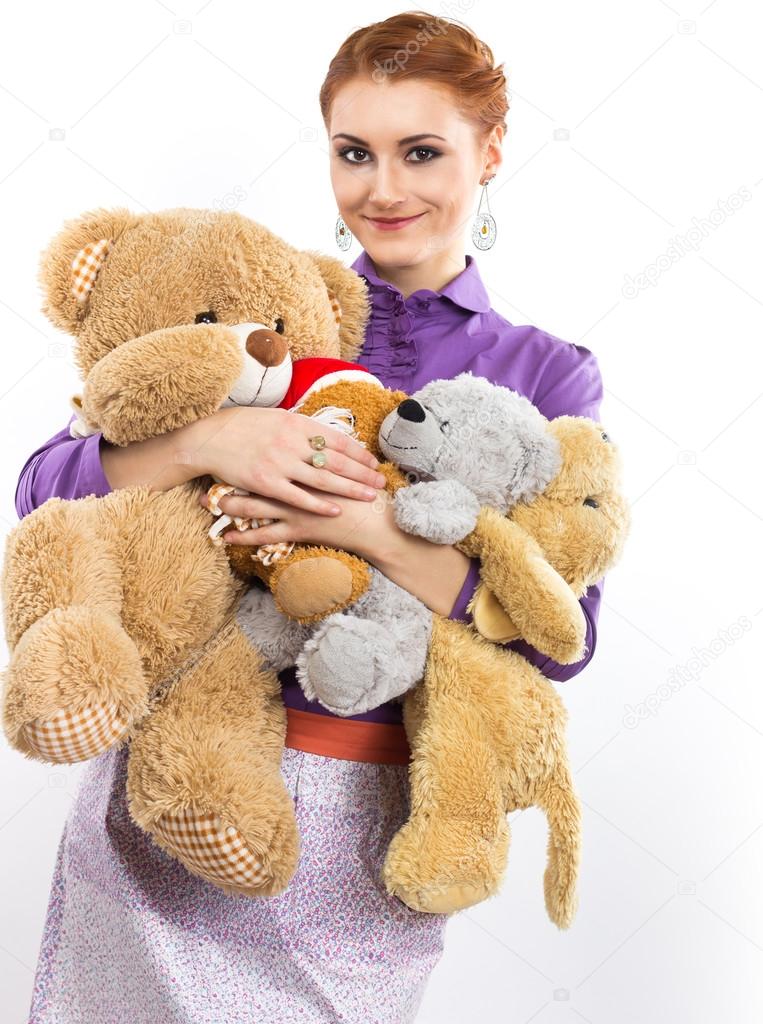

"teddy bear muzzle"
[221, 322, 293, 408]
[378, 398, 444, 477]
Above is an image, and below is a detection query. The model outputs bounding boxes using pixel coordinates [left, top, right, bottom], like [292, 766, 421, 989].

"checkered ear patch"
[327, 288, 342, 329]
[71, 238, 112, 303]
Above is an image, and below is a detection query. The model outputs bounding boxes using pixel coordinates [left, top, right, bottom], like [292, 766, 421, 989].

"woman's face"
[328, 75, 501, 271]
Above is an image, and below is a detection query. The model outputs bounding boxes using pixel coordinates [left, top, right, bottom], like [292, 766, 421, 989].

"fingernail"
[363, 488, 377, 499]
[369, 456, 379, 469]
[329, 505, 341, 515]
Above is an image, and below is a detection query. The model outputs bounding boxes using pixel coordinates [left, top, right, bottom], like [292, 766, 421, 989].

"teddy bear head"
[378, 372, 562, 511]
[378, 372, 629, 594]
[37, 207, 370, 444]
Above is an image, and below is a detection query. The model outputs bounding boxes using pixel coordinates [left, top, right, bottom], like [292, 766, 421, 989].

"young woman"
[18, 12, 605, 1023]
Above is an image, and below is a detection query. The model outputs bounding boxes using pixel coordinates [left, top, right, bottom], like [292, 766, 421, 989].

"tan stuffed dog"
[1, 206, 374, 896]
[379, 411, 630, 927]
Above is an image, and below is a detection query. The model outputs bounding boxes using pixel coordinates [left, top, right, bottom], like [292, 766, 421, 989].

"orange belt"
[284, 706, 411, 765]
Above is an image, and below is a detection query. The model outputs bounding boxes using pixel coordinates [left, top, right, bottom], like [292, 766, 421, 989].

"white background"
[1, 1, 762, 1021]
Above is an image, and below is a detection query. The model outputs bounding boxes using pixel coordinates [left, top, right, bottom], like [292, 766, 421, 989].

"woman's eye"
[583, 497, 599, 509]
[195, 310, 217, 324]
[274, 317, 285, 334]
[407, 146, 440, 163]
[339, 147, 369, 164]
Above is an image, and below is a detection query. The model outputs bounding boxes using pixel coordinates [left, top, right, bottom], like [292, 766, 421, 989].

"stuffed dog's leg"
[390, 618, 582, 926]
[2, 497, 148, 763]
[127, 617, 299, 897]
[383, 618, 510, 914]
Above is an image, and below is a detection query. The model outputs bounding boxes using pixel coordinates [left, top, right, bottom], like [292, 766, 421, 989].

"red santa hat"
[279, 357, 383, 411]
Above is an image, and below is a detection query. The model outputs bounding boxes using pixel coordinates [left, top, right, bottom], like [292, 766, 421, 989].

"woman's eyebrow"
[332, 132, 447, 146]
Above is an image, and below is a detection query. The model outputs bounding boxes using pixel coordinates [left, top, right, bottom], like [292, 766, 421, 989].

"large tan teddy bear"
[1, 206, 374, 896]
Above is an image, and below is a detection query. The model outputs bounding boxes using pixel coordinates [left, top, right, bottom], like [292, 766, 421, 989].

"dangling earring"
[472, 177, 497, 250]
[335, 213, 352, 251]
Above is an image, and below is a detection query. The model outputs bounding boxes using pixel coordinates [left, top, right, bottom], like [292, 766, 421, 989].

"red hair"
[319, 10, 509, 143]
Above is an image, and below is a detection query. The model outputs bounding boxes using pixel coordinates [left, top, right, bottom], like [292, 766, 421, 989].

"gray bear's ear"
[501, 394, 563, 507]
[303, 250, 371, 361]
[509, 429, 562, 505]
[37, 207, 139, 336]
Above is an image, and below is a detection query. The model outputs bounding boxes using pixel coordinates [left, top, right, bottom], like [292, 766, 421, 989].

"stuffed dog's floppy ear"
[37, 206, 139, 335]
[303, 250, 371, 362]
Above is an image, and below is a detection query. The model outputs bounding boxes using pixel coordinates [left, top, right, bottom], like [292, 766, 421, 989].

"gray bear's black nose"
[397, 399, 426, 423]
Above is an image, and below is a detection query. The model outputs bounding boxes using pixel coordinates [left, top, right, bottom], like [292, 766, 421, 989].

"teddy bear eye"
[274, 317, 285, 334]
[583, 497, 599, 508]
[195, 310, 217, 324]
[601, 431, 610, 442]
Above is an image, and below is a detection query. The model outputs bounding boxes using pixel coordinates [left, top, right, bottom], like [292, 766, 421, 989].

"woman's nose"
[245, 329, 288, 366]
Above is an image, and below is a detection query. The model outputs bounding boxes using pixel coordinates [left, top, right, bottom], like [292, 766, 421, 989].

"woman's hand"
[199, 484, 397, 563]
[188, 405, 386, 515]
[199, 483, 473, 616]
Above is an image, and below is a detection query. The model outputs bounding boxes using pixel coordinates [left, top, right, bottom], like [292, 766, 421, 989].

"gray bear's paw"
[296, 616, 405, 717]
[236, 585, 312, 672]
[394, 479, 481, 544]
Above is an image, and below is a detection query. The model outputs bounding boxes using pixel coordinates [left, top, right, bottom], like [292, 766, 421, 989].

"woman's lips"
[365, 212, 425, 231]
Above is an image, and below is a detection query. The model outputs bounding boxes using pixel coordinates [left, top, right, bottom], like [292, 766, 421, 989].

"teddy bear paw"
[23, 701, 131, 763]
[153, 808, 278, 895]
[5, 605, 148, 763]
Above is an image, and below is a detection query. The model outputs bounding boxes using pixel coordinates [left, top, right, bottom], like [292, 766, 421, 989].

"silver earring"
[472, 178, 497, 250]
[335, 213, 352, 251]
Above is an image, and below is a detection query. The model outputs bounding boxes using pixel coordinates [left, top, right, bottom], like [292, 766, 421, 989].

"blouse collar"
[350, 249, 492, 314]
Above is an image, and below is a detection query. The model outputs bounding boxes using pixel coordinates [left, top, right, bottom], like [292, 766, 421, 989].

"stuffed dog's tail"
[537, 758, 582, 929]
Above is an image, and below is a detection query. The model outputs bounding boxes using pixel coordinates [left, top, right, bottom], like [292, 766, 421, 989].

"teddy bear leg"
[2, 501, 148, 763]
[296, 570, 432, 716]
[382, 619, 511, 915]
[266, 546, 372, 623]
[126, 620, 300, 897]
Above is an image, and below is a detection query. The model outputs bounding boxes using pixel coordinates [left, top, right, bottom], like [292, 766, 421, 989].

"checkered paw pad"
[153, 808, 272, 889]
[24, 701, 129, 763]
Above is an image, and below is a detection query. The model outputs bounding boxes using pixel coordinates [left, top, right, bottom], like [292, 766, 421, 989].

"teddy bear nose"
[397, 399, 426, 423]
[245, 329, 288, 367]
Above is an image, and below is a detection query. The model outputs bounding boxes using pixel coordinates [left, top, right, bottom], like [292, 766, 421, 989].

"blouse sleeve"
[15, 414, 113, 519]
[448, 341, 605, 683]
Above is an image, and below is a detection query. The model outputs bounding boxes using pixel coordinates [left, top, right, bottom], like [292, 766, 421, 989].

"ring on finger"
[311, 450, 328, 468]
[309, 434, 326, 451]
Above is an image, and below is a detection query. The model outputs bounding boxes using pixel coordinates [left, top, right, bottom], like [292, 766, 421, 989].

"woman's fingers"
[222, 519, 292, 545]
[201, 492, 288, 522]
[293, 414, 381, 472]
[292, 454, 384, 501]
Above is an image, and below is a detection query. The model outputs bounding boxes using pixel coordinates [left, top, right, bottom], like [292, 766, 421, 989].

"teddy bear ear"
[37, 206, 138, 335]
[302, 250, 371, 361]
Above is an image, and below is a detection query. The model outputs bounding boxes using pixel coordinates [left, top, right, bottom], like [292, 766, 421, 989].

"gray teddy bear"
[237, 372, 562, 716]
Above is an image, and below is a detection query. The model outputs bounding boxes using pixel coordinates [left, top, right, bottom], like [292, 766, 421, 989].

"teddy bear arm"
[82, 324, 243, 445]
[394, 480, 480, 543]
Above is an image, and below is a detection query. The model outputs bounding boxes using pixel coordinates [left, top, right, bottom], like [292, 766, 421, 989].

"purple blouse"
[14, 248, 605, 726]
